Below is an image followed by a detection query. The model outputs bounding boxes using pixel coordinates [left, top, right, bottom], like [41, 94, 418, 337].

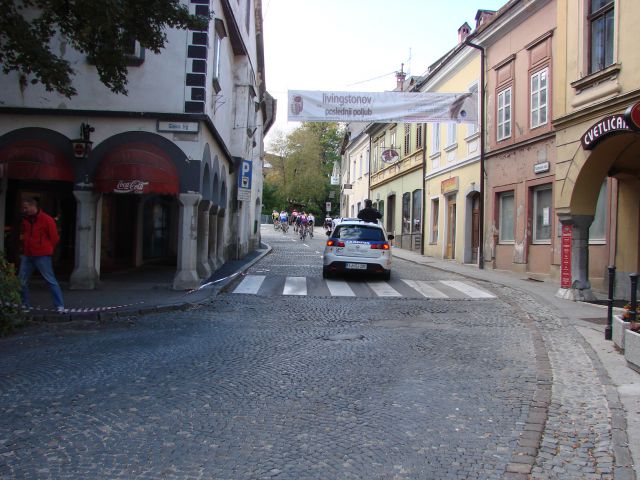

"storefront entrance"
[446, 200, 457, 259]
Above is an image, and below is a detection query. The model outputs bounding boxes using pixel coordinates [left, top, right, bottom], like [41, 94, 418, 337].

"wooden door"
[446, 200, 456, 259]
[471, 195, 480, 263]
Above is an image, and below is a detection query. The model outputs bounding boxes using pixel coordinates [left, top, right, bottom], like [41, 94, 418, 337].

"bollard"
[605, 265, 616, 340]
[630, 273, 639, 323]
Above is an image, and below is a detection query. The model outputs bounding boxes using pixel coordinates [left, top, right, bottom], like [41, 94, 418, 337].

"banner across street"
[287, 90, 478, 124]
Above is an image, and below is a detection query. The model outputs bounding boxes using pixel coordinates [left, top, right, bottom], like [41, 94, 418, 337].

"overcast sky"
[262, 0, 507, 148]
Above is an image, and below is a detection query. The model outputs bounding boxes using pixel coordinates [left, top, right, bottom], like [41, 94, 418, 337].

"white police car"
[322, 218, 394, 280]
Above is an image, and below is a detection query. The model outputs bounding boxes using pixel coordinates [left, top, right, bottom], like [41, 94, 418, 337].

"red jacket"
[21, 210, 59, 257]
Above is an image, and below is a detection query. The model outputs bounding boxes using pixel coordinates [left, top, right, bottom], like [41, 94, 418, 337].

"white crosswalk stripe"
[230, 275, 495, 299]
[283, 276, 307, 295]
[439, 280, 495, 298]
[233, 275, 266, 294]
[325, 279, 355, 297]
[366, 282, 402, 297]
[401, 279, 448, 298]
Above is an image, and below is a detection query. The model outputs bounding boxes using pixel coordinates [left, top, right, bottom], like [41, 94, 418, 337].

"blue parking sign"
[238, 159, 252, 189]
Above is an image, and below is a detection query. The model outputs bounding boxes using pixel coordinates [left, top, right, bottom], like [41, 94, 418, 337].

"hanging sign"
[288, 90, 478, 124]
[560, 224, 572, 289]
[381, 149, 400, 163]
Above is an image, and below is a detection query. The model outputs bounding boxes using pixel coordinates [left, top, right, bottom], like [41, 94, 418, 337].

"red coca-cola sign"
[114, 179, 149, 194]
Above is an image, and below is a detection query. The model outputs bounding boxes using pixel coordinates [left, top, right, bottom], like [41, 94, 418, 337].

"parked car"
[322, 219, 393, 280]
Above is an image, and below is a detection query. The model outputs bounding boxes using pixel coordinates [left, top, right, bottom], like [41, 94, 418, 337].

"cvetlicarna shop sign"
[581, 101, 640, 150]
[288, 90, 478, 124]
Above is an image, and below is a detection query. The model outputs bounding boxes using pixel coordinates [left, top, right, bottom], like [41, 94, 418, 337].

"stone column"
[217, 208, 226, 267]
[70, 190, 100, 290]
[173, 193, 201, 290]
[208, 205, 219, 271]
[196, 200, 212, 279]
[557, 214, 596, 301]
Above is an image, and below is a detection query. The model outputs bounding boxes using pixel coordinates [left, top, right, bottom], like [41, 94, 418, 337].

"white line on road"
[233, 275, 266, 294]
[367, 282, 402, 297]
[283, 276, 307, 295]
[439, 280, 495, 298]
[325, 279, 355, 297]
[401, 279, 449, 298]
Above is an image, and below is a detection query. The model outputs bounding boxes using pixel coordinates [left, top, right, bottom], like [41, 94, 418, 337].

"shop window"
[530, 68, 548, 129]
[430, 198, 439, 244]
[532, 185, 552, 243]
[497, 87, 512, 141]
[589, 0, 614, 74]
[589, 181, 607, 242]
[498, 191, 515, 243]
[412, 189, 422, 233]
[402, 193, 411, 234]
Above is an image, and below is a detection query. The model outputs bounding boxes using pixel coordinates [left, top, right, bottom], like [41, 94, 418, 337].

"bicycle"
[281, 221, 289, 233]
[273, 218, 281, 230]
[308, 222, 314, 238]
[299, 223, 308, 241]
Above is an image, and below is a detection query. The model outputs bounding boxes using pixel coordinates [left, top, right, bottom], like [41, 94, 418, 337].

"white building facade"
[0, 0, 275, 290]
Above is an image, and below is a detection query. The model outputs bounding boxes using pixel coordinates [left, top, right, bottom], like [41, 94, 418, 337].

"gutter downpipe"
[464, 38, 485, 269]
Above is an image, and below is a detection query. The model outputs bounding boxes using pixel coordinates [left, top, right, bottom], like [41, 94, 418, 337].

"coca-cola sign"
[114, 179, 149, 194]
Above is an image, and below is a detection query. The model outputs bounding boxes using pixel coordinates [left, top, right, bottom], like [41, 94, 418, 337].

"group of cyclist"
[271, 209, 318, 240]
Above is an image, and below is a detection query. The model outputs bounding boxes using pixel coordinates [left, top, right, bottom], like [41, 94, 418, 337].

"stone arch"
[201, 145, 213, 201]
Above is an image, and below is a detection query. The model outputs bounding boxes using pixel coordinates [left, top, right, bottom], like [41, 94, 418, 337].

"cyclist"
[291, 209, 299, 233]
[272, 209, 280, 230]
[299, 211, 309, 240]
[307, 212, 315, 238]
[324, 216, 333, 233]
[279, 210, 289, 233]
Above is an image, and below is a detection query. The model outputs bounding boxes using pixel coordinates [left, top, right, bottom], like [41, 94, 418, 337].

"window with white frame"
[358, 154, 363, 178]
[466, 83, 479, 136]
[530, 68, 548, 129]
[390, 131, 396, 148]
[532, 185, 552, 243]
[589, 0, 614, 74]
[498, 191, 515, 243]
[589, 181, 608, 242]
[212, 18, 226, 93]
[364, 149, 370, 174]
[497, 87, 512, 141]
[430, 198, 439, 244]
[431, 123, 440, 154]
[446, 123, 457, 147]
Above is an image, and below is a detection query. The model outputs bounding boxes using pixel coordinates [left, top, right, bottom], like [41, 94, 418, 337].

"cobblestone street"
[0, 231, 629, 479]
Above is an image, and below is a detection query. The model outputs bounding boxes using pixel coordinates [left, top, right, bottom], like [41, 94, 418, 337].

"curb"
[26, 244, 273, 324]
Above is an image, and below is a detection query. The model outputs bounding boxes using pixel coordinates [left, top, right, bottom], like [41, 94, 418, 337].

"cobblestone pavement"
[0, 229, 628, 479]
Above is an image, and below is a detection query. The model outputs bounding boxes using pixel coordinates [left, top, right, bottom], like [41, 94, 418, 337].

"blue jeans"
[19, 255, 64, 309]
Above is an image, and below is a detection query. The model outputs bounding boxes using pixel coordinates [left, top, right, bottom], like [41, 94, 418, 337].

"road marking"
[325, 279, 355, 297]
[439, 280, 495, 298]
[401, 279, 449, 298]
[233, 275, 266, 294]
[283, 276, 307, 295]
[367, 282, 402, 297]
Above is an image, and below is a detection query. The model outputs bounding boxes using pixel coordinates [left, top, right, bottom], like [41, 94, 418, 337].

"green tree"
[0, 0, 208, 97]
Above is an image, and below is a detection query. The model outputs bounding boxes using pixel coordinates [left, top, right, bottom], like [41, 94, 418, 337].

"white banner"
[288, 90, 478, 124]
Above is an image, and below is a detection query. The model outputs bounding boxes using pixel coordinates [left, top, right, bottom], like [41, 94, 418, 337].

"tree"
[0, 0, 208, 97]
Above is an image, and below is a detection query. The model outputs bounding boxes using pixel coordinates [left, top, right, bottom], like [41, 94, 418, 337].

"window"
[378, 200, 385, 218]
[357, 201, 362, 214]
[364, 149, 370, 174]
[497, 88, 512, 141]
[352, 160, 356, 182]
[589, 181, 608, 241]
[350, 205, 355, 217]
[404, 124, 411, 155]
[412, 189, 422, 233]
[467, 83, 479, 136]
[390, 131, 396, 148]
[589, 0, 614, 74]
[402, 193, 411, 234]
[498, 191, 515, 243]
[432, 155, 440, 170]
[333, 225, 385, 241]
[532, 185, 552, 243]
[531, 68, 548, 129]
[416, 124, 423, 150]
[431, 123, 440, 154]
[430, 199, 439, 244]
[212, 18, 227, 93]
[358, 155, 363, 178]
[446, 123, 457, 147]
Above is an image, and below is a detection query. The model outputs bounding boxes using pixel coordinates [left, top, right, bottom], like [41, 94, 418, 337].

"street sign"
[325, 201, 331, 212]
[238, 159, 252, 189]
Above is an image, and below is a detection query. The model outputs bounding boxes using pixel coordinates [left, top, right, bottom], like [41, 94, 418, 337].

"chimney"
[458, 22, 471, 44]
[396, 63, 407, 91]
[475, 9, 496, 30]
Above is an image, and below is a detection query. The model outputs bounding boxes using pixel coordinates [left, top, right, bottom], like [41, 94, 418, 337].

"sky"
[262, 0, 507, 149]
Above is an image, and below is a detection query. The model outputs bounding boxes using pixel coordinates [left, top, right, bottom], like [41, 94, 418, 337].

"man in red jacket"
[19, 197, 65, 312]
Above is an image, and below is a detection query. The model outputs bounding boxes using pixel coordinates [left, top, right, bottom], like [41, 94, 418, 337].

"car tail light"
[326, 240, 335, 246]
[327, 240, 345, 247]
[371, 243, 390, 250]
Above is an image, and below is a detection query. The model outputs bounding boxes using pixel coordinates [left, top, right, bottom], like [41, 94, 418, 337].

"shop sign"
[381, 148, 400, 163]
[624, 101, 640, 131]
[114, 180, 149, 194]
[581, 114, 630, 150]
[441, 176, 459, 195]
[533, 161, 550, 174]
[343, 183, 353, 191]
[561, 224, 572, 289]
[157, 121, 199, 134]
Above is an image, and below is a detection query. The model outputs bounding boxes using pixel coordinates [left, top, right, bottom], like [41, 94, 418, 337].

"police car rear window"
[333, 225, 385, 241]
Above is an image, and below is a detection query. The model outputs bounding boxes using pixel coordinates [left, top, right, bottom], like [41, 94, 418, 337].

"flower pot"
[625, 328, 640, 373]
[613, 314, 630, 350]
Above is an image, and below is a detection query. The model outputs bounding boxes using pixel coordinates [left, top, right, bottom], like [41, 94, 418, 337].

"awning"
[95, 142, 179, 195]
[0, 139, 74, 181]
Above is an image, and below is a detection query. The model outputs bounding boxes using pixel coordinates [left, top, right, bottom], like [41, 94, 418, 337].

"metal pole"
[630, 273, 639, 323]
[605, 265, 615, 340]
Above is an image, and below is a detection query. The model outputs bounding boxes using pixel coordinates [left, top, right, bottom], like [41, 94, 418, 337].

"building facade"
[340, 123, 370, 219]
[0, 0, 275, 290]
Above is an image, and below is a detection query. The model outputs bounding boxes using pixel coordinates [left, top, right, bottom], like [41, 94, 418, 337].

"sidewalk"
[391, 246, 640, 479]
[21, 244, 271, 322]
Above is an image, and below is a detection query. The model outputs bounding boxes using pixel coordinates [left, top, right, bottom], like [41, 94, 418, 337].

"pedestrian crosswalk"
[229, 275, 496, 300]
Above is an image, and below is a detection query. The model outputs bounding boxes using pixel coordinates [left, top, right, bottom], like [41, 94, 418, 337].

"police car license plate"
[346, 263, 367, 270]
